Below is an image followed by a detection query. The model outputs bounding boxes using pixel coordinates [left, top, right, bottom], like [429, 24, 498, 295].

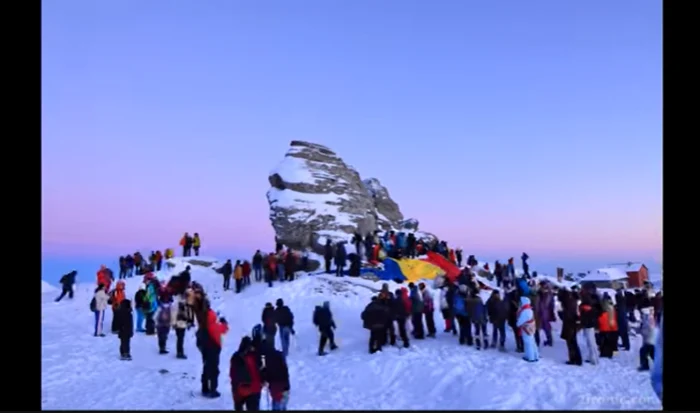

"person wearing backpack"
[91, 284, 110, 337]
[133, 285, 149, 333]
[157, 299, 173, 354]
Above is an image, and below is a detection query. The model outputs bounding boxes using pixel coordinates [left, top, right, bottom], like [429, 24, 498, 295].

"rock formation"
[266, 140, 434, 256]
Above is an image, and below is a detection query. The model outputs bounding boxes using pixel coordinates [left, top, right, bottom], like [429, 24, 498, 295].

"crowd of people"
[51, 229, 663, 409]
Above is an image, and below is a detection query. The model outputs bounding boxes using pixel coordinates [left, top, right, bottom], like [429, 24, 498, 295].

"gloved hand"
[290, 327, 296, 335]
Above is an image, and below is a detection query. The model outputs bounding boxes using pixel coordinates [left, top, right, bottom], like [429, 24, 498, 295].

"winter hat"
[276, 298, 284, 307]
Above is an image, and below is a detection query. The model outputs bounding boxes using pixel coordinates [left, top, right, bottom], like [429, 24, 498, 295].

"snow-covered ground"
[42, 257, 661, 410]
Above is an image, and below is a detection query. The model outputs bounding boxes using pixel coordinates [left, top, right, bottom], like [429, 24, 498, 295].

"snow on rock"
[42, 280, 59, 294]
[42, 256, 661, 410]
[267, 141, 439, 255]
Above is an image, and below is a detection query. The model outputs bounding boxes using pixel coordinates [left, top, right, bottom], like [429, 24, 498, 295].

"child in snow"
[638, 297, 657, 371]
[157, 300, 173, 354]
[516, 296, 539, 362]
[598, 297, 618, 359]
[114, 299, 134, 360]
[91, 284, 110, 337]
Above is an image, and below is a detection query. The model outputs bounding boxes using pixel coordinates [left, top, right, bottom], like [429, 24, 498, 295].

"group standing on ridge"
[51, 228, 663, 409]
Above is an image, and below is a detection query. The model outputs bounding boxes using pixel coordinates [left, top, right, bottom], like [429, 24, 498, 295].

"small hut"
[581, 268, 629, 290]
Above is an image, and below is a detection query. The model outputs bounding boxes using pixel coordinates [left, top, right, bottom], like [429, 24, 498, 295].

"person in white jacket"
[93, 284, 110, 337]
[638, 297, 657, 371]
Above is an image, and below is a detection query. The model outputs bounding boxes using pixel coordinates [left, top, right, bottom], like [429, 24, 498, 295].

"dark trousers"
[491, 322, 506, 347]
[369, 328, 384, 353]
[194, 247, 200, 256]
[285, 270, 294, 282]
[55, 287, 74, 302]
[335, 265, 344, 277]
[324, 259, 332, 273]
[182, 247, 188, 257]
[442, 309, 456, 333]
[119, 336, 131, 356]
[223, 275, 231, 290]
[201, 346, 221, 393]
[235, 278, 243, 293]
[396, 319, 410, 347]
[618, 325, 630, 350]
[457, 315, 473, 345]
[234, 393, 261, 411]
[156, 261, 162, 271]
[600, 331, 616, 358]
[383, 321, 396, 346]
[145, 312, 156, 335]
[411, 313, 425, 339]
[244, 274, 251, 285]
[639, 343, 655, 369]
[158, 328, 170, 351]
[119, 269, 127, 279]
[318, 328, 336, 353]
[565, 335, 582, 364]
[254, 266, 263, 281]
[176, 328, 186, 356]
[425, 311, 436, 336]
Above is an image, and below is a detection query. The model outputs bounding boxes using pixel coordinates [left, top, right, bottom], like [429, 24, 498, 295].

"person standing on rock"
[324, 240, 334, 274]
[192, 233, 201, 256]
[334, 242, 347, 277]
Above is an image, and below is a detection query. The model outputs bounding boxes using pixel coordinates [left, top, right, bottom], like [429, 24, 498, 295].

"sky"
[42, 0, 662, 272]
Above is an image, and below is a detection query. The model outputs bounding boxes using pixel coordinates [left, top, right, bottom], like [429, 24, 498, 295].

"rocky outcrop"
[266, 141, 436, 256]
[362, 178, 403, 230]
[399, 218, 419, 231]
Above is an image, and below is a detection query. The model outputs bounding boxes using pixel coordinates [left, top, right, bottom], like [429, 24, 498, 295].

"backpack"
[89, 297, 97, 312]
[252, 324, 263, 341]
[453, 294, 466, 316]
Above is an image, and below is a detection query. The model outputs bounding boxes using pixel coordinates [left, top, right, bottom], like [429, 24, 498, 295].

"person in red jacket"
[230, 336, 263, 411]
[196, 307, 229, 398]
[242, 261, 252, 286]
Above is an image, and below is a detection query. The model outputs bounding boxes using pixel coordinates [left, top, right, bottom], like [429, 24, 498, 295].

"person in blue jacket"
[453, 287, 473, 345]
[650, 316, 662, 402]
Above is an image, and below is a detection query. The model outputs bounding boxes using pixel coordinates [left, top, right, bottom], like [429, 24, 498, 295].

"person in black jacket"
[391, 289, 410, 348]
[362, 297, 391, 353]
[486, 290, 507, 351]
[274, 299, 295, 357]
[178, 266, 192, 289]
[506, 289, 523, 352]
[364, 234, 374, 261]
[334, 243, 347, 277]
[261, 303, 277, 350]
[559, 290, 582, 365]
[313, 301, 338, 355]
[252, 250, 264, 282]
[324, 240, 334, 274]
[260, 343, 291, 410]
[114, 299, 134, 360]
[55, 270, 77, 302]
[579, 293, 600, 365]
[216, 260, 233, 291]
[615, 289, 631, 351]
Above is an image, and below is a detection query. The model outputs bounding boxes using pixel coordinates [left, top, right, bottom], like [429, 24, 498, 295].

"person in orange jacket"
[264, 254, 276, 288]
[234, 261, 244, 293]
[598, 295, 619, 359]
[97, 265, 112, 293]
[109, 280, 127, 333]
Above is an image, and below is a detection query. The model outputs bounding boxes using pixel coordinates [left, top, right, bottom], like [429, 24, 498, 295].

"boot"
[201, 381, 210, 397]
[475, 338, 481, 350]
